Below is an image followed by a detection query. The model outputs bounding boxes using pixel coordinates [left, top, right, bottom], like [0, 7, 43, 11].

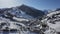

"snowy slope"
[41, 10, 60, 34]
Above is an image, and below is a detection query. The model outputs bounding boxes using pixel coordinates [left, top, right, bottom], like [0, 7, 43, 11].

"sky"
[0, 0, 60, 10]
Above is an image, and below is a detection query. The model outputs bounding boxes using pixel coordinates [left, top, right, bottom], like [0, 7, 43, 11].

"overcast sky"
[0, 0, 60, 10]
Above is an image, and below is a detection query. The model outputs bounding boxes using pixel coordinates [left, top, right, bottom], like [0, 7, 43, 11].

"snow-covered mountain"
[0, 4, 45, 19]
[18, 4, 45, 18]
[1, 4, 60, 34]
[0, 4, 45, 34]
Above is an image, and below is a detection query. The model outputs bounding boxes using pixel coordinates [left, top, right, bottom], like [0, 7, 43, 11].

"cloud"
[0, 0, 22, 8]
